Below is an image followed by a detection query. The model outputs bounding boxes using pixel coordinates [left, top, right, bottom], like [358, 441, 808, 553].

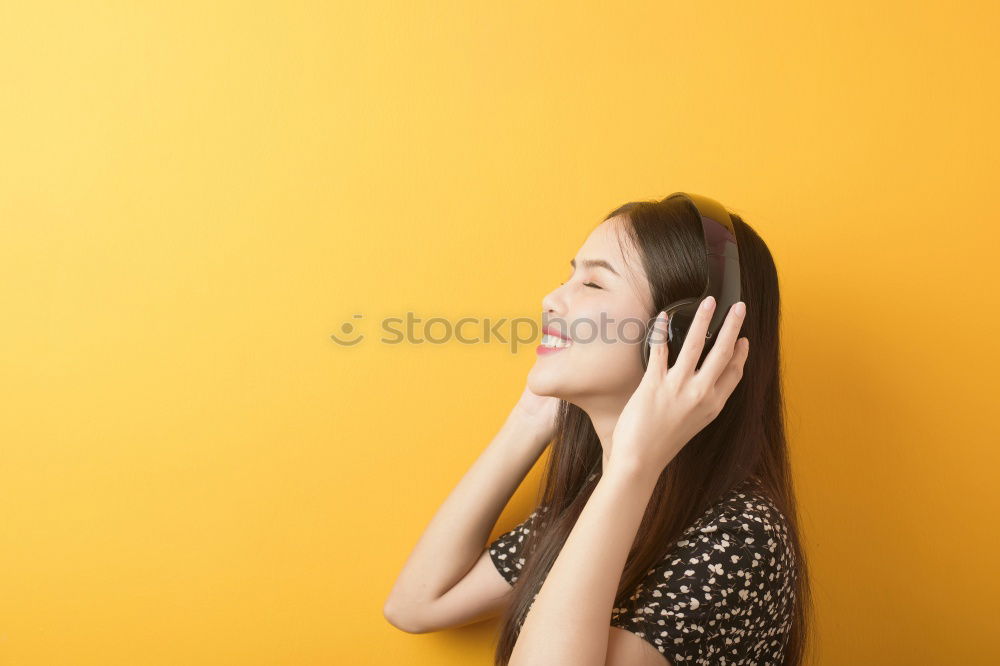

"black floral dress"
[488, 476, 797, 665]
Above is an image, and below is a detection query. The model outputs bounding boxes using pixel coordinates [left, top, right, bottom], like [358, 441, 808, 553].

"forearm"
[509, 461, 661, 666]
[385, 411, 552, 612]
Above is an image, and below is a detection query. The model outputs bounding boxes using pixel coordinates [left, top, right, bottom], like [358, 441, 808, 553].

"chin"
[526, 365, 567, 400]
[528, 364, 595, 403]
[530, 353, 643, 403]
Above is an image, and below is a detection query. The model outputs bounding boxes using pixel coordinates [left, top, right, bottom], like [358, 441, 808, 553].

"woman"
[384, 195, 811, 665]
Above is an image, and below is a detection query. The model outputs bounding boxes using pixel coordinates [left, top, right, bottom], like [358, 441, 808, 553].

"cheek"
[567, 307, 648, 348]
[572, 311, 647, 371]
[564, 337, 644, 395]
[529, 321, 646, 398]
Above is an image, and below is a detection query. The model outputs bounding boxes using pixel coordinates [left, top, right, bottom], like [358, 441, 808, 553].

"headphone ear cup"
[641, 324, 652, 368]
[643, 303, 701, 370]
[642, 314, 666, 369]
[663, 304, 713, 370]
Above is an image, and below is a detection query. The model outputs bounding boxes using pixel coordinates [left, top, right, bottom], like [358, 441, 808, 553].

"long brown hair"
[493, 196, 812, 665]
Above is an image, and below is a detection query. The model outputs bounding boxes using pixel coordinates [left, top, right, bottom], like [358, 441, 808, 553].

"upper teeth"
[541, 333, 571, 348]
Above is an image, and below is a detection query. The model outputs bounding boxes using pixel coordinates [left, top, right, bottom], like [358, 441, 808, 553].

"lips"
[542, 325, 572, 341]
[538, 323, 573, 355]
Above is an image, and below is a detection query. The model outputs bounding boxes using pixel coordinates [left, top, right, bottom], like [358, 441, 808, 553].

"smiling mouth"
[539, 333, 572, 349]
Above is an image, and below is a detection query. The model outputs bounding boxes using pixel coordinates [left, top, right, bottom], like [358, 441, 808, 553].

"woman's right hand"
[507, 383, 560, 446]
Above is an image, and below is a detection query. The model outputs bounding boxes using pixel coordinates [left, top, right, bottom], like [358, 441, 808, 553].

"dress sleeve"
[610, 500, 792, 664]
[488, 505, 549, 586]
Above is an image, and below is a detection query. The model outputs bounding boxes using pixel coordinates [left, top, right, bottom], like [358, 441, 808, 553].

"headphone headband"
[641, 192, 742, 369]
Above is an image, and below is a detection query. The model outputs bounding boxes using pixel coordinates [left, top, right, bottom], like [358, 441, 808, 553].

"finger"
[696, 300, 747, 385]
[713, 336, 750, 398]
[671, 295, 716, 378]
[645, 311, 669, 376]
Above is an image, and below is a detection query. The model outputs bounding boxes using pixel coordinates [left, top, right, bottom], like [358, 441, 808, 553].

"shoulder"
[674, 478, 795, 584]
[691, 478, 792, 551]
[488, 505, 551, 585]
[610, 478, 797, 662]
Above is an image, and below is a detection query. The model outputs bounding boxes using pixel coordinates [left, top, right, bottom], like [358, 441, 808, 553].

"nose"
[541, 283, 566, 316]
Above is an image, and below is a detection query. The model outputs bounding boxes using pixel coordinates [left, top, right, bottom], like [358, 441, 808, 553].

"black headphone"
[641, 192, 742, 370]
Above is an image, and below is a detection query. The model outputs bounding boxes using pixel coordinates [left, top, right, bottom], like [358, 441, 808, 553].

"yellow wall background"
[2, 2, 998, 664]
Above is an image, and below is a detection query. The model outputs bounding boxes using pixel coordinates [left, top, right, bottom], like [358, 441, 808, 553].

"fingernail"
[701, 296, 714, 311]
[735, 301, 746, 316]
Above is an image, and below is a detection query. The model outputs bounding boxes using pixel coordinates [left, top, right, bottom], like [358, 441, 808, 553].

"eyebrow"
[570, 258, 621, 277]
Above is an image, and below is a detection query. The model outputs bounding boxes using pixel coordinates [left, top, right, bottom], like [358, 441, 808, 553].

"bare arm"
[383, 388, 557, 628]
[509, 461, 661, 666]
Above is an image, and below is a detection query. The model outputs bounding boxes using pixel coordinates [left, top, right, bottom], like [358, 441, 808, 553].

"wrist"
[501, 410, 554, 450]
[604, 455, 664, 490]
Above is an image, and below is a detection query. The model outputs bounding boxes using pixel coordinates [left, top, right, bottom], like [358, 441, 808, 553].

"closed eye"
[560, 282, 603, 289]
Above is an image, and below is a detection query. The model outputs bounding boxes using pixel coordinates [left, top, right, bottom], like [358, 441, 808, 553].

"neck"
[575, 394, 631, 472]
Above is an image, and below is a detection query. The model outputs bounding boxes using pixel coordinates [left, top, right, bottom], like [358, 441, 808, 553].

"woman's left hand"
[609, 295, 750, 476]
